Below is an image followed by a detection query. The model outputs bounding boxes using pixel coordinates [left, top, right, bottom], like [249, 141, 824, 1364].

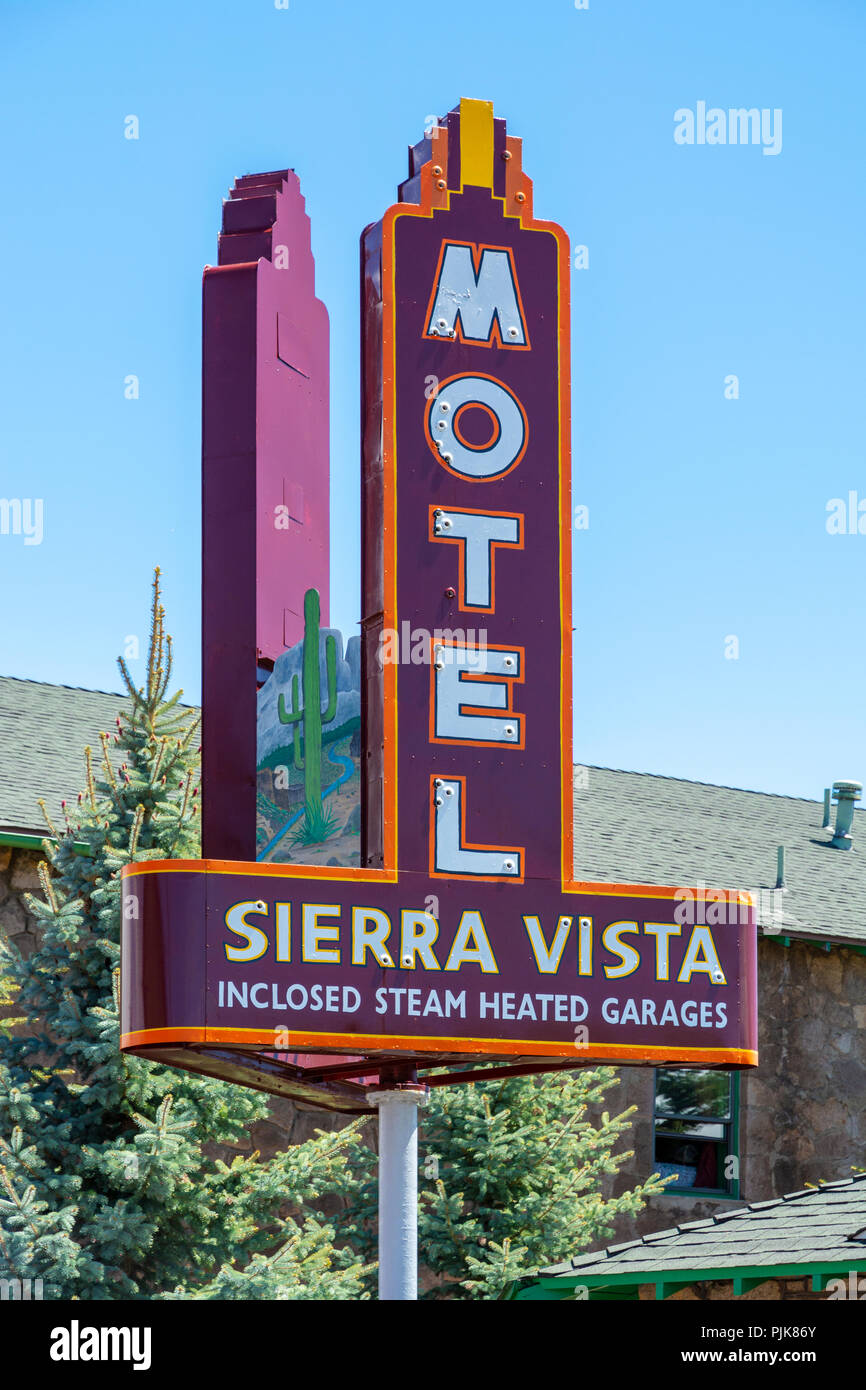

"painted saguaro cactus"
[278, 588, 338, 818]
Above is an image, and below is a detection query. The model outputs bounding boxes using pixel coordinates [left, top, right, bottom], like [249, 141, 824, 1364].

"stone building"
[573, 765, 866, 1242]
[0, 678, 136, 959]
[2, 678, 864, 1204]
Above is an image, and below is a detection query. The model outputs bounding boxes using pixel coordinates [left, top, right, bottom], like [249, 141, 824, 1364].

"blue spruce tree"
[0, 571, 370, 1300]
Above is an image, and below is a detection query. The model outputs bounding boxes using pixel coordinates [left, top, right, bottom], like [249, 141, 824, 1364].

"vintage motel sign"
[120, 102, 758, 1111]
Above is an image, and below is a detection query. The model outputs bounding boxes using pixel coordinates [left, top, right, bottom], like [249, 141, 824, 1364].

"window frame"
[652, 1069, 741, 1200]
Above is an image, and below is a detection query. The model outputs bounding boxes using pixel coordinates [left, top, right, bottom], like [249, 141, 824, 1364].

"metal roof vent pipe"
[830, 780, 862, 850]
[822, 788, 832, 829]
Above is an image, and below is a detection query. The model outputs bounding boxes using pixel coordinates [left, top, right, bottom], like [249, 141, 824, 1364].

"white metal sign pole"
[369, 1078, 429, 1300]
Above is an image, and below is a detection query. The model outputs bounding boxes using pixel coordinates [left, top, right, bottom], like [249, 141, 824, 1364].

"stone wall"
[0, 847, 42, 960]
[602, 936, 866, 1245]
[742, 938, 866, 1198]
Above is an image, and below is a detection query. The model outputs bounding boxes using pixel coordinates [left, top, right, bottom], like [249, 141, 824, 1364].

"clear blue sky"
[1, 0, 863, 800]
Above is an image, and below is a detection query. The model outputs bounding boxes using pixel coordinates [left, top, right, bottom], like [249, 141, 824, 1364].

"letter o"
[426, 373, 527, 480]
[287, 984, 308, 1009]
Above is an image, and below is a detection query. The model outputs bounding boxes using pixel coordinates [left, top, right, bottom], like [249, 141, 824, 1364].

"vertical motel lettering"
[425, 242, 529, 880]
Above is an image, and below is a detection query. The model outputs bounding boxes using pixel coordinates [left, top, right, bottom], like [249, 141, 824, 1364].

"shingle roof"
[0, 677, 133, 834]
[574, 765, 866, 945]
[541, 1174, 866, 1282]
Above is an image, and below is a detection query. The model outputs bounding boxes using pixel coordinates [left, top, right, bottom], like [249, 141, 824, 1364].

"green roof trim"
[510, 1175, 866, 1300]
[0, 832, 49, 850]
[0, 831, 90, 857]
[513, 1258, 866, 1301]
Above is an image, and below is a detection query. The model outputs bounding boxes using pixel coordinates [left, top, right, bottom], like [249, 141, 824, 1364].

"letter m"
[729, 108, 760, 145]
[425, 242, 528, 347]
[0, 499, 22, 535]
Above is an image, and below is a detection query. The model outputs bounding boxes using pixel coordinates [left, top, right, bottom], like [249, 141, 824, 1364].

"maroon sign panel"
[201, 169, 329, 863]
[121, 102, 758, 1110]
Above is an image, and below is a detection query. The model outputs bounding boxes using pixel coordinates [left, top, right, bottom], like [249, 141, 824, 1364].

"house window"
[653, 1069, 739, 1197]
